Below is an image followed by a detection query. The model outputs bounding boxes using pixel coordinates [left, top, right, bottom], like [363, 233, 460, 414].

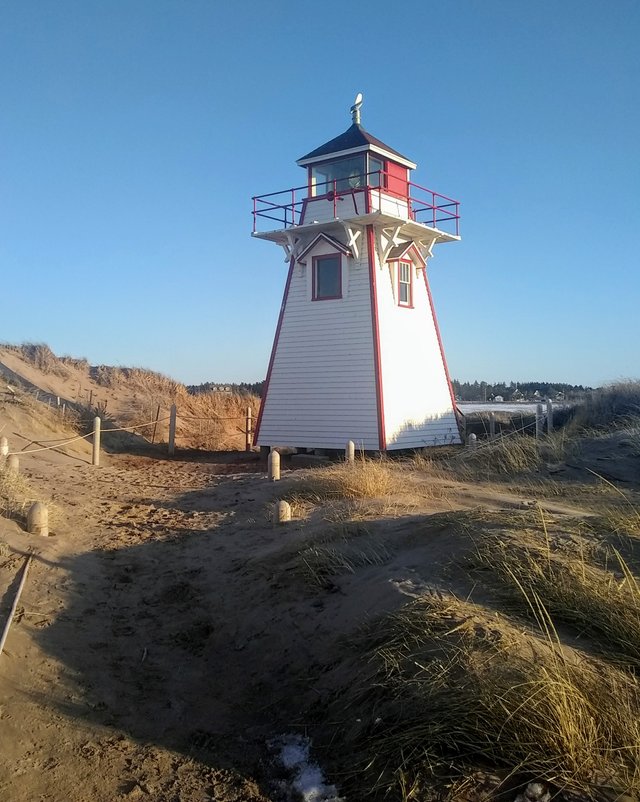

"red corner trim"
[253, 256, 296, 445]
[366, 224, 386, 451]
[422, 268, 461, 436]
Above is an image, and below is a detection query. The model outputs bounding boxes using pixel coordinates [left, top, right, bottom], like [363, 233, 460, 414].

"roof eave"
[297, 144, 417, 170]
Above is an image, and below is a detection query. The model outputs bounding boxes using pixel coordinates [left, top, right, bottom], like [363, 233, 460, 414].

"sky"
[1, 0, 638, 387]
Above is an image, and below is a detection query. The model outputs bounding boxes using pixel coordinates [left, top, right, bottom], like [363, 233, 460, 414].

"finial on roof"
[350, 92, 363, 125]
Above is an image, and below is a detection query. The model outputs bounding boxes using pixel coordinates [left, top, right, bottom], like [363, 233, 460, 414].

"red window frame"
[397, 260, 413, 308]
[312, 253, 342, 301]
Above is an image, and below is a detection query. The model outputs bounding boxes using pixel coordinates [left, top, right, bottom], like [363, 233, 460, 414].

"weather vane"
[350, 92, 363, 124]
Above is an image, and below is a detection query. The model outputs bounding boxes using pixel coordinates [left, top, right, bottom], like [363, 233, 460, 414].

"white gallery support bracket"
[377, 225, 404, 264]
[280, 232, 302, 263]
[416, 236, 438, 262]
[342, 225, 362, 260]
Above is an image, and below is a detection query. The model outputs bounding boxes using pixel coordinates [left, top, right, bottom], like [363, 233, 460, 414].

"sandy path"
[0, 453, 298, 801]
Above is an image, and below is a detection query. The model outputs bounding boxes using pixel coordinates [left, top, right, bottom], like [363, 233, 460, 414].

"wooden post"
[467, 433, 477, 449]
[345, 440, 355, 464]
[89, 389, 93, 407]
[460, 413, 467, 443]
[268, 449, 280, 481]
[536, 404, 544, 439]
[489, 412, 496, 440]
[151, 405, 161, 444]
[245, 406, 252, 452]
[0, 555, 33, 657]
[0, 436, 8, 458]
[27, 502, 48, 537]
[6, 455, 19, 475]
[168, 404, 177, 456]
[546, 399, 554, 433]
[275, 500, 291, 523]
[92, 417, 101, 466]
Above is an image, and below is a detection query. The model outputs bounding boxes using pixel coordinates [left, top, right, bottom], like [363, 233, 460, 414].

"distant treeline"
[452, 379, 593, 402]
[187, 381, 264, 397]
[189, 378, 591, 401]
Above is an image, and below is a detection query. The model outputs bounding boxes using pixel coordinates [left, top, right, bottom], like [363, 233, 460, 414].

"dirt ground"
[0, 418, 512, 801]
[2, 386, 640, 801]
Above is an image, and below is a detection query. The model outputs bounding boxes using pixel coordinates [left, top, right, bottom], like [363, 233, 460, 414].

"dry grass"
[0, 463, 37, 519]
[334, 592, 640, 801]
[471, 527, 640, 667]
[3, 343, 70, 378]
[292, 458, 407, 502]
[571, 381, 640, 431]
[175, 389, 259, 451]
[459, 435, 542, 476]
[411, 432, 578, 486]
[300, 534, 392, 587]
[3, 342, 260, 451]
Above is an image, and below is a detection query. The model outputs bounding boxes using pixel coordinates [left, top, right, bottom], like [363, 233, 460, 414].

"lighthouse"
[252, 95, 461, 451]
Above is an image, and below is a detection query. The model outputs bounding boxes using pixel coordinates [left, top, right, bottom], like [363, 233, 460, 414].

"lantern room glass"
[311, 156, 366, 196]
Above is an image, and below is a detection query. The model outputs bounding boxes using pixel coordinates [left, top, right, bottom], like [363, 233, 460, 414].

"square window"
[398, 261, 412, 307]
[313, 254, 342, 300]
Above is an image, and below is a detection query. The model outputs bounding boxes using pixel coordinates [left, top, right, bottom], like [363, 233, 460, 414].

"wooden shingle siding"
[257, 237, 380, 450]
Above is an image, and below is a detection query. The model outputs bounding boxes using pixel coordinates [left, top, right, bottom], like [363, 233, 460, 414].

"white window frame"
[397, 260, 412, 307]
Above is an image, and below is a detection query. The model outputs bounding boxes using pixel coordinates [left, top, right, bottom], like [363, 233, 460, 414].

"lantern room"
[297, 111, 414, 201]
[252, 95, 460, 242]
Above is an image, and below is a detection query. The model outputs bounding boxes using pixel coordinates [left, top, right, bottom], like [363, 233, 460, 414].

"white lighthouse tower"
[252, 96, 461, 451]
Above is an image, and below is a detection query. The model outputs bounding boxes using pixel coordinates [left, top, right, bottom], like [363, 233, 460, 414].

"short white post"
[536, 404, 544, 439]
[467, 433, 477, 449]
[546, 399, 554, 433]
[27, 502, 49, 537]
[489, 412, 496, 440]
[0, 437, 8, 459]
[168, 404, 177, 456]
[345, 440, 355, 464]
[268, 449, 281, 481]
[276, 500, 291, 523]
[6, 455, 19, 475]
[245, 406, 252, 452]
[92, 416, 101, 466]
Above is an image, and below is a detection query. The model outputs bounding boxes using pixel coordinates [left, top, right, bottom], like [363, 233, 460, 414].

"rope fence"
[2, 383, 555, 467]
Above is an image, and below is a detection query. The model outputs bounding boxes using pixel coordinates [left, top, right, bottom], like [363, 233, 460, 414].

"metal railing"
[252, 170, 460, 236]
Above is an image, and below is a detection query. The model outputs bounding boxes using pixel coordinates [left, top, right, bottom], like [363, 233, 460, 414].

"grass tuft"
[0, 463, 36, 519]
[571, 381, 640, 431]
[291, 458, 407, 502]
[472, 529, 640, 667]
[334, 592, 640, 800]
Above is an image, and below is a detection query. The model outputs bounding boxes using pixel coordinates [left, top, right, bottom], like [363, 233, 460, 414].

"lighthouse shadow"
[29, 481, 300, 796]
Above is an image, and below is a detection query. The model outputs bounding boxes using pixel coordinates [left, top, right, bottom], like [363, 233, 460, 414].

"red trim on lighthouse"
[366, 224, 386, 451]
[422, 268, 461, 434]
[253, 256, 296, 445]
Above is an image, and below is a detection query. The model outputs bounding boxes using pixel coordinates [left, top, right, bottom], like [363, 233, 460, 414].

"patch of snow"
[514, 782, 551, 802]
[277, 734, 344, 802]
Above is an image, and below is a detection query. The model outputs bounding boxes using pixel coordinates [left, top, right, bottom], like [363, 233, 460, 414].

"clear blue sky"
[1, 0, 638, 387]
